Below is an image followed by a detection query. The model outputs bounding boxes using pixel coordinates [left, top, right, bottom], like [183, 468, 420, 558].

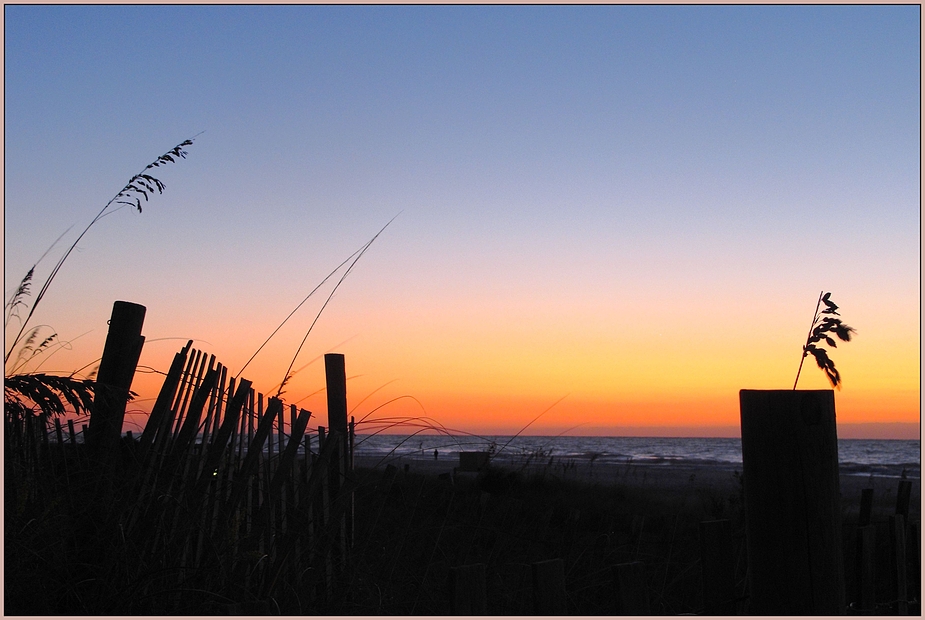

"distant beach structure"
[353, 434, 920, 480]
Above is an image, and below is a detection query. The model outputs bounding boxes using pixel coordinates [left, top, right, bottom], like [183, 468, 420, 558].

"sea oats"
[794, 291, 856, 389]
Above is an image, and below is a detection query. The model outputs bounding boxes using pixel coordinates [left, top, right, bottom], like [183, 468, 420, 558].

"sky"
[4, 5, 921, 439]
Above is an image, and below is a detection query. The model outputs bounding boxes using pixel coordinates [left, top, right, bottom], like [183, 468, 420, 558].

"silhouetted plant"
[274, 216, 397, 398]
[793, 291, 856, 389]
[4, 372, 97, 420]
[4, 136, 197, 422]
[233, 214, 399, 397]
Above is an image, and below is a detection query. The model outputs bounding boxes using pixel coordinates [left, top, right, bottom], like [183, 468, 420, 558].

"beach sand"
[355, 453, 920, 521]
[339, 453, 920, 614]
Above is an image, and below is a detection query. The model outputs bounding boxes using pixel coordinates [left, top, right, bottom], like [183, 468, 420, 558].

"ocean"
[352, 434, 921, 479]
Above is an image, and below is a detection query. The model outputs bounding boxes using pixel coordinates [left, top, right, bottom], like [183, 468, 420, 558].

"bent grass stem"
[793, 291, 824, 390]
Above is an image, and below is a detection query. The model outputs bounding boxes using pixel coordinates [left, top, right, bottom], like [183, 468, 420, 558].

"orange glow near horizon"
[122, 340, 920, 440]
[4, 5, 919, 448]
[99, 283, 921, 442]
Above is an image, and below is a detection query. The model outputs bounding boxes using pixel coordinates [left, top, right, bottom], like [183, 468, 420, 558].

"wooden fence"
[4, 302, 920, 614]
[5, 338, 356, 613]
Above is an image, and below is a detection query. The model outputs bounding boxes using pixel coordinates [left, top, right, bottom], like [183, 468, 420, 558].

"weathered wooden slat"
[155, 363, 219, 532]
[277, 395, 285, 457]
[172, 348, 206, 438]
[235, 379, 248, 465]
[53, 418, 66, 463]
[224, 397, 283, 516]
[136, 342, 190, 462]
[282, 405, 300, 579]
[168, 367, 219, 470]
[189, 365, 228, 552]
[256, 407, 313, 596]
[151, 359, 225, 567]
[197, 363, 225, 462]
[67, 419, 78, 445]
[214, 375, 233, 439]
[193, 378, 251, 498]
[255, 407, 312, 524]
[147, 348, 200, 478]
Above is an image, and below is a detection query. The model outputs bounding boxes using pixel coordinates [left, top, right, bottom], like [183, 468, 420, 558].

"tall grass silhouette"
[4, 136, 199, 423]
[793, 291, 856, 389]
[233, 214, 399, 401]
[5, 135, 198, 363]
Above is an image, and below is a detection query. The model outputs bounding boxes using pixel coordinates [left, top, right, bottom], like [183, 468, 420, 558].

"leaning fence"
[5, 339, 355, 613]
[4, 301, 920, 614]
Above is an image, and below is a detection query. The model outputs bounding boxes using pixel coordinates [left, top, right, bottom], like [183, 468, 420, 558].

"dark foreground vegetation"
[5, 337, 918, 615]
[340, 464, 747, 615]
[4, 445, 742, 615]
[5, 440, 919, 615]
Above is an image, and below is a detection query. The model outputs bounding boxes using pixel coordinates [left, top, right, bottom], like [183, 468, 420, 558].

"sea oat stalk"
[793, 291, 856, 389]
[5, 135, 199, 364]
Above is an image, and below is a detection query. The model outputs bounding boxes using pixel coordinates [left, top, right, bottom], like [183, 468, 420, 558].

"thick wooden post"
[324, 352, 352, 551]
[324, 353, 348, 438]
[739, 389, 845, 615]
[86, 301, 146, 461]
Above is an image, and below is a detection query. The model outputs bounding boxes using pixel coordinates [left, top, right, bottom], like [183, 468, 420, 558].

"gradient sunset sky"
[4, 5, 920, 438]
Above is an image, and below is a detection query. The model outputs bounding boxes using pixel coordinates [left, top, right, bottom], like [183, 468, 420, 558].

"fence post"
[86, 301, 146, 463]
[325, 353, 353, 552]
[324, 353, 348, 440]
[738, 389, 845, 615]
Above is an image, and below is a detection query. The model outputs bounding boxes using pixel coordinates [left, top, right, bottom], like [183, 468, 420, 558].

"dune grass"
[4, 137, 199, 437]
[3, 421, 744, 615]
[6, 410, 919, 616]
[315, 460, 749, 615]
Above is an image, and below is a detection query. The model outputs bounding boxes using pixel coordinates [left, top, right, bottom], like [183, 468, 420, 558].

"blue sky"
[4, 5, 920, 436]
